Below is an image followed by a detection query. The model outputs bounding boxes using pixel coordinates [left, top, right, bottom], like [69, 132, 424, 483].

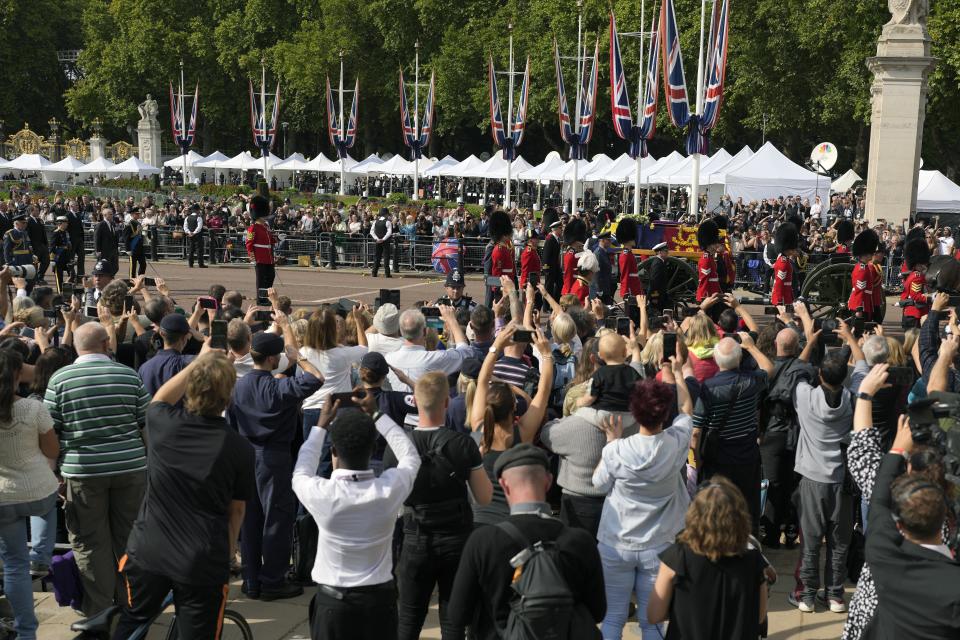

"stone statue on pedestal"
[137, 94, 160, 125]
[136, 94, 162, 168]
[886, 0, 929, 26]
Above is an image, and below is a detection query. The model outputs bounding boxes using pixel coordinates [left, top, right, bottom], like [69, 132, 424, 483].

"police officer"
[84, 260, 117, 307]
[370, 207, 393, 278]
[438, 269, 476, 312]
[26, 205, 49, 284]
[50, 216, 74, 293]
[648, 241, 671, 313]
[246, 196, 276, 291]
[4, 213, 35, 276]
[226, 325, 325, 601]
[123, 207, 147, 278]
[94, 207, 119, 273]
[184, 204, 206, 268]
[66, 201, 87, 277]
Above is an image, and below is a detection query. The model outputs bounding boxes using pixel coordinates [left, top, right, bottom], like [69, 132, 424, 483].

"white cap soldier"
[50, 215, 74, 293]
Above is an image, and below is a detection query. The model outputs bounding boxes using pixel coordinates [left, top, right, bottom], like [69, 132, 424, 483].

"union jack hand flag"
[249, 80, 280, 151]
[169, 82, 198, 152]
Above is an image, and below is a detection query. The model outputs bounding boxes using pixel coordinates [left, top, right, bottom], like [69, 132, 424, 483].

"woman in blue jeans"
[591, 357, 694, 640]
[0, 349, 61, 640]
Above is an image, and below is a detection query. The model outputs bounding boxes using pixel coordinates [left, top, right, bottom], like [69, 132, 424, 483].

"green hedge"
[99, 178, 156, 190]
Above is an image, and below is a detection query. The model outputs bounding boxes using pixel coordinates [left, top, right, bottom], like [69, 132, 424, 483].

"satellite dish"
[810, 142, 838, 172]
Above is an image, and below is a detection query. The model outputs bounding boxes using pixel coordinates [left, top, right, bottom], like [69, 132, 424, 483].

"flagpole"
[413, 40, 420, 201]
[338, 51, 346, 196]
[690, 0, 709, 220]
[572, 0, 583, 214]
[506, 23, 514, 211]
[633, 1, 645, 217]
[179, 60, 188, 187]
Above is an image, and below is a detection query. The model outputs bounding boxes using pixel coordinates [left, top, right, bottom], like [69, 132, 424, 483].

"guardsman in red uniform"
[835, 219, 854, 256]
[871, 248, 886, 323]
[519, 233, 541, 289]
[770, 223, 799, 306]
[615, 217, 643, 299]
[847, 229, 879, 317]
[561, 218, 587, 296]
[570, 250, 598, 305]
[487, 210, 514, 302]
[245, 195, 276, 292]
[712, 216, 736, 293]
[900, 237, 931, 329]
[696, 219, 722, 302]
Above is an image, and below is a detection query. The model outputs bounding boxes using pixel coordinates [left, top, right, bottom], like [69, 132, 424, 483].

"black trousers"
[241, 448, 296, 589]
[34, 246, 49, 280]
[559, 494, 604, 540]
[396, 527, 468, 640]
[73, 241, 86, 276]
[759, 430, 798, 542]
[701, 458, 762, 535]
[53, 260, 73, 293]
[128, 251, 147, 278]
[373, 241, 391, 277]
[113, 556, 227, 640]
[544, 269, 562, 310]
[255, 263, 276, 292]
[309, 581, 397, 640]
[187, 235, 205, 266]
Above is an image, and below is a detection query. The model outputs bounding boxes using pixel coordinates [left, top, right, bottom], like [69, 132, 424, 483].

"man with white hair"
[848, 326, 905, 452]
[692, 333, 774, 533]
[385, 306, 472, 392]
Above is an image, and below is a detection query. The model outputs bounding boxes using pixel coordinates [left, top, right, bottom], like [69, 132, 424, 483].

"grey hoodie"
[793, 380, 853, 484]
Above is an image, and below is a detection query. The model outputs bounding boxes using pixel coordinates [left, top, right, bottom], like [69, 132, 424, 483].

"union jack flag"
[489, 56, 529, 161]
[554, 38, 599, 160]
[249, 80, 280, 152]
[399, 69, 435, 160]
[553, 40, 575, 149]
[639, 9, 662, 148]
[609, 11, 660, 159]
[700, 0, 730, 132]
[659, 0, 689, 129]
[169, 82, 198, 152]
[510, 58, 530, 152]
[326, 76, 359, 159]
[488, 57, 506, 149]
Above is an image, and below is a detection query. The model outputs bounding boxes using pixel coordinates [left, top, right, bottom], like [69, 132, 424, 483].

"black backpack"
[407, 435, 470, 530]
[496, 520, 600, 640]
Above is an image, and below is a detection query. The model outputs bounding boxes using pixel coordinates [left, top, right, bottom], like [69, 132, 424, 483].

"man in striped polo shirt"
[44, 322, 151, 616]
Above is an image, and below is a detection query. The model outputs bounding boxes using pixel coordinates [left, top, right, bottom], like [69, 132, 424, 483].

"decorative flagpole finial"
[339, 50, 344, 59]
[576, 0, 583, 9]
[508, 22, 513, 32]
[179, 59, 184, 69]
[415, 40, 420, 50]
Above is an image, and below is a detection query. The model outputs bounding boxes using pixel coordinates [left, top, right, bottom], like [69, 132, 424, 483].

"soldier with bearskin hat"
[835, 219, 854, 255]
[246, 195, 277, 292]
[848, 228, 879, 318]
[900, 237, 930, 329]
[561, 218, 588, 296]
[540, 207, 563, 305]
[486, 210, 514, 304]
[713, 216, 736, 293]
[696, 219, 722, 302]
[771, 223, 799, 306]
[615, 217, 643, 299]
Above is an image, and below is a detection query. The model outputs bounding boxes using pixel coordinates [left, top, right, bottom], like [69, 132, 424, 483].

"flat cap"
[360, 351, 389, 378]
[493, 443, 550, 479]
[159, 313, 191, 335]
[251, 332, 284, 356]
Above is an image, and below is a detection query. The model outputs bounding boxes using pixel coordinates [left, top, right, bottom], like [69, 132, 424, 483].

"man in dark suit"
[858, 371, 960, 640]
[541, 212, 562, 309]
[0, 202, 14, 238]
[26, 205, 49, 283]
[94, 207, 119, 273]
[66, 201, 87, 278]
[648, 242, 671, 313]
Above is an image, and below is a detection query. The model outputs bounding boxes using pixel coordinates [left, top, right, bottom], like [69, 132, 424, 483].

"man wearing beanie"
[371, 207, 394, 278]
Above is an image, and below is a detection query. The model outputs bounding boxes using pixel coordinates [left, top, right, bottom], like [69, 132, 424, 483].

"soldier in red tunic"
[847, 229, 879, 317]
[487, 210, 514, 304]
[713, 216, 736, 293]
[561, 218, 587, 296]
[696, 219, 722, 302]
[519, 233, 541, 289]
[770, 223, 799, 306]
[245, 195, 276, 292]
[900, 237, 931, 329]
[615, 217, 643, 300]
[835, 219, 854, 255]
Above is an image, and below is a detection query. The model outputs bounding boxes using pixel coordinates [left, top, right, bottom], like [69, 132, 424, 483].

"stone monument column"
[89, 119, 106, 160]
[864, 0, 936, 225]
[136, 94, 162, 168]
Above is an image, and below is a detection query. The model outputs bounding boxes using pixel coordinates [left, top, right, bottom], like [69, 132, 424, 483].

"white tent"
[473, 155, 534, 180]
[351, 154, 383, 174]
[113, 156, 162, 177]
[41, 156, 86, 181]
[831, 169, 863, 193]
[217, 151, 256, 170]
[194, 151, 230, 168]
[598, 153, 660, 183]
[714, 142, 830, 203]
[642, 151, 687, 184]
[658, 149, 732, 186]
[422, 155, 459, 177]
[241, 152, 283, 172]
[274, 153, 312, 172]
[441, 155, 486, 178]
[0, 157, 9, 169]
[163, 150, 206, 169]
[916, 170, 960, 214]
[706, 146, 755, 184]
[6, 154, 51, 173]
[75, 156, 120, 178]
[367, 154, 416, 176]
[519, 152, 566, 182]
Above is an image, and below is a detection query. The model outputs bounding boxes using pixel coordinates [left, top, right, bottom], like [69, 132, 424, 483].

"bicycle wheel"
[219, 609, 254, 640]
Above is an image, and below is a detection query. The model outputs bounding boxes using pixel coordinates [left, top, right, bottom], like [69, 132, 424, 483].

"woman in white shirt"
[299, 308, 368, 476]
[0, 350, 59, 640]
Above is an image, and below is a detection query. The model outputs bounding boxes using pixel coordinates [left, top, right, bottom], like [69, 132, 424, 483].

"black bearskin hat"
[851, 229, 880, 257]
[774, 223, 799, 253]
[563, 218, 588, 245]
[905, 226, 926, 245]
[488, 210, 512, 242]
[542, 207, 559, 230]
[905, 238, 931, 270]
[614, 217, 638, 245]
[250, 195, 270, 219]
[697, 219, 720, 250]
[712, 215, 729, 231]
[836, 219, 855, 244]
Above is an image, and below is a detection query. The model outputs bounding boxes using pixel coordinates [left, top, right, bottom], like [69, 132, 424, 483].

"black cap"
[445, 269, 465, 288]
[494, 443, 550, 479]
[12, 213, 26, 222]
[91, 260, 117, 276]
[360, 351, 389, 378]
[251, 332, 284, 356]
[159, 313, 190, 335]
[597, 231, 613, 240]
[460, 358, 482, 380]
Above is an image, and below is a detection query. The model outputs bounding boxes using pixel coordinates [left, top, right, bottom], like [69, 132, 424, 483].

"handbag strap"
[710, 374, 743, 434]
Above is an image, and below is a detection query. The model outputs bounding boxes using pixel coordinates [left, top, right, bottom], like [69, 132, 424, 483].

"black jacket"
[542, 233, 562, 275]
[26, 216, 47, 249]
[864, 453, 960, 640]
[66, 211, 85, 244]
[95, 220, 118, 260]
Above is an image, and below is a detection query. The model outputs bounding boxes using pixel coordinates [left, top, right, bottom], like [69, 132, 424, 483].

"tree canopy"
[2, 0, 958, 178]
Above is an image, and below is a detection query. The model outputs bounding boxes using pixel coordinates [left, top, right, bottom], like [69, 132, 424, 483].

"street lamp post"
[48, 117, 60, 162]
[282, 121, 289, 158]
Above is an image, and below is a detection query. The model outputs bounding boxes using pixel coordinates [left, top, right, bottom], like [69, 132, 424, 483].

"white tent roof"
[519, 152, 565, 181]
[7, 154, 51, 172]
[0, 157, 9, 169]
[241, 152, 283, 171]
[589, 153, 660, 183]
[659, 149, 733, 185]
[717, 142, 829, 203]
[113, 156, 161, 175]
[214, 151, 256, 170]
[194, 151, 231, 168]
[831, 169, 863, 193]
[423, 155, 459, 177]
[917, 170, 960, 213]
[42, 156, 86, 174]
[163, 150, 206, 169]
[578, 154, 614, 182]
[472, 155, 534, 180]
[643, 151, 687, 184]
[367, 154, 416, 176]
[352, 154, 384, 174]
[706, 145, 754, 184]
[535, 159, 591, 182]
[441, 155, 487, 178]
[75, 156, 119, 174]
[274, 153, 312, 171]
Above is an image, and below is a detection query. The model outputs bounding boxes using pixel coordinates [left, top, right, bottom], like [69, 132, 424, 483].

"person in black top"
[184, 204, 206, 268]
[112, 349, 254, 640]
[26, 205, 49, 283]
[65, 202, 87, 277]
[122, 207, 147, 278]
[448, 444, 606, 640]
[370, 207, 393, 278]
[541, 209, 563, 309]
[49, 216, 74, 294]
[94, 207, 119, 273]
[383, 371, 492, 640]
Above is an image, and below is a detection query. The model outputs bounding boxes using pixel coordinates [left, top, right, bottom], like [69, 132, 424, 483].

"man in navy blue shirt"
[228, 316, 324, 601]
[137, 313, 196, 397]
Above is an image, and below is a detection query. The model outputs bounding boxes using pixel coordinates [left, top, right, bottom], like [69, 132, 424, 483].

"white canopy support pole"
[413, 42, 420, 201]
[634, 0, 645, 217]
[338, 52, 346, 196]
[689, 0, 709, 220]
[505, 25, 514, 209]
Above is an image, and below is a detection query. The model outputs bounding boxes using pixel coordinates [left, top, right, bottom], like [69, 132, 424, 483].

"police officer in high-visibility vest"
[123, 207, 147, 278]
[370, 207, 393, 278]
[183, 204, 206, 268]
[246, 195, 276, 292]
[50, 216, 74, 293]
[4, 213, 36, 276]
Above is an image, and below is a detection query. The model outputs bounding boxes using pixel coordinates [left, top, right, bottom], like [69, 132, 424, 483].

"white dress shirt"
[298, 345, 368, 409]
[183, 215, 204, 235]
[366, 332, 404, 355]
[292, 414, 420, 587]
[370, 218, 393, 242]
[384, 342, 472, 392]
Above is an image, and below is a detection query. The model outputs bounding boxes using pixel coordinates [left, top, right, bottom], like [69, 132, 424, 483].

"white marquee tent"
[75, 156, 119, 178]
[711, 142, 829, 203]
[113, 156, 161, 177]
[366, 154, 416, 176]
[423, 155, 459, 177]
[6, 154, 51, 173]
[642, 151, 686, 184]
[41, 156, 86, 182]
[351, 154, 384, 174]
[163, 150, 205, 170]
[916, 170, 960, 214]
[440, 155, 485, 178]
[474, 155, 534, 180]
[518, 152, 565, 182]
[274, 152, 311, 172]
[831, 169, 863, 193]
